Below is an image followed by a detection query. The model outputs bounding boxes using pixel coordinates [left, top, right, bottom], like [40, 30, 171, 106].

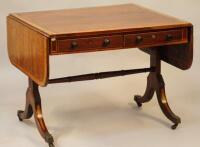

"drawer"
[53, 35, 124, 54]
[125, 28, 188, 48]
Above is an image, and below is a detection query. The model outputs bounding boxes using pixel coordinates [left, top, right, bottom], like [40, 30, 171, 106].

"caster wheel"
[45, 133, 54, 147]
[17, 110, 24, 121]
[48, 143, 55, 147]
[171, 123, 178, 130]
[134, 95, 142, 107]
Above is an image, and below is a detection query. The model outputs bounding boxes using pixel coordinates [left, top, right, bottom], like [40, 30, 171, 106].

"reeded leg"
[155, 74, 181, 129]
[17, 79, 55, 147]
[134, 72, 155, 107]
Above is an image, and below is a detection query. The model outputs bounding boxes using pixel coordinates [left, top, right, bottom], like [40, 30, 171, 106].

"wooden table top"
[9, 4, 191, 37]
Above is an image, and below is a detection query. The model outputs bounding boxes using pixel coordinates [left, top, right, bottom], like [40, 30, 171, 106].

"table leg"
[155, 74, 181, 129]
[134, 72, 155, 107]
[134, 49, 181, 129]
[17, 78, 55, 147]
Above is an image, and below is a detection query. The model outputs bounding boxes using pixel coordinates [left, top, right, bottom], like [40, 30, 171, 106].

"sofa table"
[7, 4, 193, 147]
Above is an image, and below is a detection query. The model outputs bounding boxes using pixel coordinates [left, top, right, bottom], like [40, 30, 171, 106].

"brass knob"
[136, 36, 143, 44]
[152, 34, 156, 39]
[166, 34, 173, 41]
[103, 38, 110, 47]
[71, 41, 78, 49]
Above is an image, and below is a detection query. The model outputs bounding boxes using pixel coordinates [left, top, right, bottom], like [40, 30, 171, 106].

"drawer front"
[125, 28, 188, 48]
[56, 35, 124, 54]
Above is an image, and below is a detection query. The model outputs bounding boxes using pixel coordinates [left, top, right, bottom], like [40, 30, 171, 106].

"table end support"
[17, 78, 55, 147]
[134, 49, 181, 129]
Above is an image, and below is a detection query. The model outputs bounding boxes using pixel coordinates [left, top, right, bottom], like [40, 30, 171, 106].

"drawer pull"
[71, 41, 78, 49]
[166, 34, 173, 41]
[103, 38, 110, 47]
[152, 34, 156, 39]
[136, 36, 143, 44]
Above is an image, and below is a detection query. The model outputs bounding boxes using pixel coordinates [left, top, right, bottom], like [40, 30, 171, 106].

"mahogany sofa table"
[7, 4, 193, 147]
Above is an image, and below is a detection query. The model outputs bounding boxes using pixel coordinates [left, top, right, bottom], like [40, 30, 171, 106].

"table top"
[9, 4, 191, 37]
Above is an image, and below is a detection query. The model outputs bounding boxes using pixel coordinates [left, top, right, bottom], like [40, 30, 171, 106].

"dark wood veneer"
[57, 35, 124, 54]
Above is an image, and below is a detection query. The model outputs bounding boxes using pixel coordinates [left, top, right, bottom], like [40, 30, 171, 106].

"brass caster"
[45, 133, 54, 147]
[17, 110, 24, 121]
[171, 123, 179, 130]
[134, 95, 142, 107]
[48, 143, 55, 147]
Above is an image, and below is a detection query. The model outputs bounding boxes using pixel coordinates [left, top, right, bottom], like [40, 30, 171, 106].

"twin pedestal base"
[17, 50, 181, 147]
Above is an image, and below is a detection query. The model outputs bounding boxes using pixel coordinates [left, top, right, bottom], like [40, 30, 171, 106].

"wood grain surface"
[9, 4, 191, 37]
[7, 16, 49, 86]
